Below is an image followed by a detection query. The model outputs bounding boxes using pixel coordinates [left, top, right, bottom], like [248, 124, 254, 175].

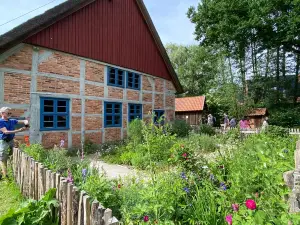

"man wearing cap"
[0, 107, 29, 180]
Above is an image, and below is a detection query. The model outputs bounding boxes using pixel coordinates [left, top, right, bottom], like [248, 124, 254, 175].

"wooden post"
[51, 172, 56, 189]
[18, 150, 21, 185]
[46, 170, 52, 192]
[83, 195, 91, 225]
[38, 163, 45, 199]
[60, 180, 68, 225]
[78, 191, 86, 225]
[91, 200, 100, 225]
[30, 158, 35, 198]
[56, 174, 61, 200]
[34, 162, 39, 200]
[25, 156, 30, 197]
[72, 187, 79, 225]
[103, 209, 112, 225]
[97, 204, 106, 225]
[67, 183, 73, 225]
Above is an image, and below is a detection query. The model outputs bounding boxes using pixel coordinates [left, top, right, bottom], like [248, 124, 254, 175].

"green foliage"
[128, 119, 144, 144]
[170, 119, 191, 137]
[198, 124, 216, 136]
[183, 133, 218, 153]
[269, 106, 300, 128]
[0, 189, 59, 225]
[266, 125, 289, 138]
[23, 144, 72, 173]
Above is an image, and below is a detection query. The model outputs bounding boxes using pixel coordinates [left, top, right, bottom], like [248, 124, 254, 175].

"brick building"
[0, 0, 183, 148]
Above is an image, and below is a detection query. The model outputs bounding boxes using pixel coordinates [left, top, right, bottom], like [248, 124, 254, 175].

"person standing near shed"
[0, 107, 29, 180]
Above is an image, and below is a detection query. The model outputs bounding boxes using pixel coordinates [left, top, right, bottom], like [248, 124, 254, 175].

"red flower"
[232, 203, 239, 212]
[117, 184, 122, 189]
[143, 216, 149, 222]
[245, 199, 257, 210]
[182, 153, 188, 158]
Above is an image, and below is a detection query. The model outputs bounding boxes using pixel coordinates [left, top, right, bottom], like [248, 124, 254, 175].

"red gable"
[175, 96, 206, 112]
[0, 0, 182, 92]
[24, 0, 172, 82]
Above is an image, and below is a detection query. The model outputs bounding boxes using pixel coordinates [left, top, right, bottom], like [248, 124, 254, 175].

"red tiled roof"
[247, 108, 267, 116]
[175, 96, 205, 112]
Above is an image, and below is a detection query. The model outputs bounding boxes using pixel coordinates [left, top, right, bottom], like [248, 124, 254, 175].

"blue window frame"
[104, 102, 122, 128]
[127, 72, 140, 90]
[107, 67, 125, 87]
[153, 110, 165, 124]
[40, 97, 70, 131]
[128, 104, 142, 123]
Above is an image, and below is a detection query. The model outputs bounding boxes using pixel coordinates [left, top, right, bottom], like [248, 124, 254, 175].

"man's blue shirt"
[0, 119, 18, 140]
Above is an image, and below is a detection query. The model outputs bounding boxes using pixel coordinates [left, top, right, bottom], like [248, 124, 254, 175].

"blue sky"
[0, 0, 199, 45]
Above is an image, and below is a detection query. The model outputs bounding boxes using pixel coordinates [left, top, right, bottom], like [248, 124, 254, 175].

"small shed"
[247, 108, 268, 128]
[175, 96, 206, 126]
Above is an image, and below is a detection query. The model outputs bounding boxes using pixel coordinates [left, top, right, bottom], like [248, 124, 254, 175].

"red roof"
[175, 96, 205, 112]
[247, 108, 267, 116]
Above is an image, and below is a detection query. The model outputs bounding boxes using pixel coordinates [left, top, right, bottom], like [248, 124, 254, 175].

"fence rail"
[12, 148, 119, 225]
[215, 127, 300, 135]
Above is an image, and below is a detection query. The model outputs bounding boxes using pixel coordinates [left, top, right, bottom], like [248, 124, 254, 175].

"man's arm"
[17, 120, 29, 125]
[0, 127, 26, 134]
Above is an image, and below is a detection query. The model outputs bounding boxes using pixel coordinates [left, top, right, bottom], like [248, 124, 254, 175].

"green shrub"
[23, 144, 47, 162]
[266, 125, 289, 137]
[0, 189, 59, 225]
[170, 119, 191, 137]
[128, 119, 144, 144]
[198, 124, 216, 136]
[184, 133, 218, 153]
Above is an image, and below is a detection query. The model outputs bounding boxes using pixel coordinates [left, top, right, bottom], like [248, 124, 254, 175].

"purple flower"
[82, 168, 87, 177]
[220, 182, 227, 190]
[181, 172, 187, 179]
[60, 139, 65, 148]
[209, 174, 215, 181]
[232, 203, 239, 212]
[183, 187, 190, 193]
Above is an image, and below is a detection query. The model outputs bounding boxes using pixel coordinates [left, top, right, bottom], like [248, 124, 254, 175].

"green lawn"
[0, 179, 23, 216]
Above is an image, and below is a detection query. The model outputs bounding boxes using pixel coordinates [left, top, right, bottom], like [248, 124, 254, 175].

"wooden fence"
[12, 148, 119, 225]
[216, 127, 300, 135]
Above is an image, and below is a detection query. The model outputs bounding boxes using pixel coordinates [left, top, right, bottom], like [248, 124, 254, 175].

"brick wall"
[38, 52, 80, 78]
[127, 90, 139, 101]
[108, 87, 123, 99]
[4, 73, 31, 104]
[85, 61, 104, 83]
[42, 132, 68, 149]
[85, 132, 102, 144]
[37, 76, 80, 95]
[105, 128, 121, 142]
[72, 99, 82, 113]
[85, 100, 102, 114]
[0, 44, 177, 148]
[85, 84, 104, 97]
[85, 116, 102, 130]
[0, 45, 32, 71]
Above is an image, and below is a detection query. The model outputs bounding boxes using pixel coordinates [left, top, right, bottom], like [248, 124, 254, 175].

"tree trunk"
[228, 57, 234, 84]
[265, 49, 270, 77]
[294, 54, 300, 105]
[276, 46, 280, 102]
[282, 48, 286, 77]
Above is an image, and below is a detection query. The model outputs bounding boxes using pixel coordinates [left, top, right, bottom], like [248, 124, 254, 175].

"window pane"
[58, 101, 66, 107]
[43, 115, 54, 128]
[106, 104, 113, 113]
[106, 115, 113, 121]
[57, 116, 67, 122]
[136, 108, 141, 114]
[57, 107, 66, 113]
[130, 116, 135, 121]
[106, 120, 113, 126]
[134, 83, 139, 89]
[57, 121, 66, 127]
[44, 121, 54, 128]
[118, 80, 123, 86]
[118, 70, 124, 76]
[44, 100, 54, 112]
[115, 116, 121, 125]
[44, 106, 54, 112]
[109, 75, 115, 84]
